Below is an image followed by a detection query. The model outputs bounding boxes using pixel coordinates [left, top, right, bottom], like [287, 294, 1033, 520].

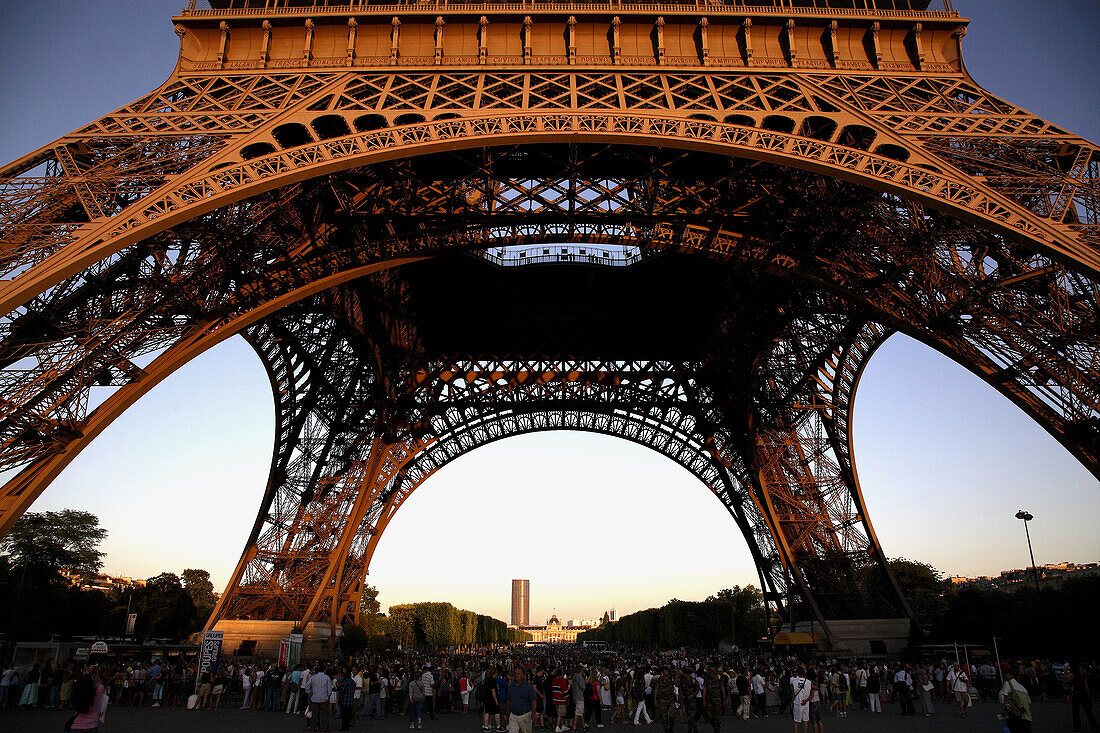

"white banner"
[288, 632, 303, 668]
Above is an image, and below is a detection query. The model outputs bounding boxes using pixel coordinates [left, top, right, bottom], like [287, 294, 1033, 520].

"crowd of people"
[1, 647, 1097, 733]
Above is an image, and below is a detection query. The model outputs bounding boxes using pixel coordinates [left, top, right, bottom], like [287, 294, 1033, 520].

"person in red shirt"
[459, 673, 471, 713]
[551, 668, 570, 733]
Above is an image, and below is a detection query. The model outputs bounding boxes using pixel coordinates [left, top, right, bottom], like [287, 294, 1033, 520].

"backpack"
[1005, 689, 1029, 720]
[837, 675, 848, 693]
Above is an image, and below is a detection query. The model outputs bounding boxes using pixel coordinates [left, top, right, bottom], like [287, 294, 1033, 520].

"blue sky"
[1, 1, 1096, 624]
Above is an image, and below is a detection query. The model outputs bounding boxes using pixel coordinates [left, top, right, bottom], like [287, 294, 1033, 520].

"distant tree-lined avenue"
[1, 509, 1097, 658]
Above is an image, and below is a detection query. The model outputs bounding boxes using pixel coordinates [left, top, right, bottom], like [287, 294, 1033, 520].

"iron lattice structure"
[0, 0, 1097, 643]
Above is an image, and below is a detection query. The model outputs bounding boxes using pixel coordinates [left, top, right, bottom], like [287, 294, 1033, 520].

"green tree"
[359, 584, 384, 634]
[580, 587, 764, 649]
[361, 584, 381, 615]
[134, 572, 198, 641]
[0, 509, 107, 573]
[888, 558, 947, 622]
[182, 568, 217, 622]
[340, 622, 370, 656]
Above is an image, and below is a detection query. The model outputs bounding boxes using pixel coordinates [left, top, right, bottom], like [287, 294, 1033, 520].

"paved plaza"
[0, 701, 1082, 733]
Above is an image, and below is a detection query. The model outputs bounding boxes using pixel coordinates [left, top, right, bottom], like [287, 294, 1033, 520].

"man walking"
[701, 662, 725, 733]
[653, 668, 676, 733]
[571, 667, 586, 732]
[949, 663, 970, 718]
[421, 665, 436, 722]
[894, 666, 914, 716]
[305, 665, 333, 732]
[734, 670, 750, 720]
[633, 668, 654, 726]
[791, 668, 811, 733]
[751, 670, 766, 718]
[551, 667, 570, 733]
[507, 668, 539, 733]
[854, 664, 868, 711]
[678, 668, 698, 733]
[338, 669, 358, 731]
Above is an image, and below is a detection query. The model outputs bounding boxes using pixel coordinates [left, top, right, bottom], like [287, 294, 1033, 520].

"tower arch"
[1, 1, 1097, 654]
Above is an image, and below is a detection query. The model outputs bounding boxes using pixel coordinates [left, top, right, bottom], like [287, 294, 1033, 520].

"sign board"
[196, 630, 223, 692]
[90, 641, 109, 654]
[288, 633, 303, 668]
[74, 648, 90, 661]
[773, 631, 819, 646]
[278, 639, 290, 668]
[126, 613, 137, 635]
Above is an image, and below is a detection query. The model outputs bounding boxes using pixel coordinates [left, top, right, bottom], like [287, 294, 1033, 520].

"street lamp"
[1014, 510, 1041, 593]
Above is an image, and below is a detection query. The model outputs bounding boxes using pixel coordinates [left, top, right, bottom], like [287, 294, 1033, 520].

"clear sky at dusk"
[0, 1, 1096, 625]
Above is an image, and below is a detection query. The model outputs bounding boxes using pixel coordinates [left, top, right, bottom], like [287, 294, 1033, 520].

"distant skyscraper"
[511, 579, 530, 626]
[609, 608, 618, 622]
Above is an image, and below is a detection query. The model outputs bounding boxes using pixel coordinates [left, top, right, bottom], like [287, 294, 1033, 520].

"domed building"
[517, 613, 586, 644]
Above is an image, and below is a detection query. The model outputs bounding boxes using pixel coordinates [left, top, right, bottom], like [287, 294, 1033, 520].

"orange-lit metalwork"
[0, 1, 1096, 647]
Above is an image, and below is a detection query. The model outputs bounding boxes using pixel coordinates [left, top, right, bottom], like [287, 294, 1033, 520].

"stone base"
[211, 620, 341, 661]
[793, 618, 911, 657]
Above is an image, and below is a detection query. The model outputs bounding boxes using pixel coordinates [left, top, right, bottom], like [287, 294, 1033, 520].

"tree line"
[888, 558, 1100, 658]
[0, 510, 521, 651]
[339, 599, 529, 654]
[386, 602, 531, 648]
[579, 562, 1100, 659]
[4, 511, 1096, 657]
[0, 510, 217, 642]
[578, 586, 767, 649]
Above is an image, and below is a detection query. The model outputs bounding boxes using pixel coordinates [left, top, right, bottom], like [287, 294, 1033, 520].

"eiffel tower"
[0, 0, 1096, 655]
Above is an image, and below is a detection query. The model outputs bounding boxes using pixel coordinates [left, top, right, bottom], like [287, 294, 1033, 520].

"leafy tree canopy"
[182, 568, 217, 620]
[135, 572, 198, 641]
[0, 509, 107, 573]
[888, 557, 947, 622]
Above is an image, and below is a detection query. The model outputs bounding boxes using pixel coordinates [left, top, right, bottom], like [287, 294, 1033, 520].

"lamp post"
[1014, 510, 1041, 592]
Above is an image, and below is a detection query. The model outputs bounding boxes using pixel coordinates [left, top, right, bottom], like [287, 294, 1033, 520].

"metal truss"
[1, 2, 1098, 643]
[203, 281, 908, 635]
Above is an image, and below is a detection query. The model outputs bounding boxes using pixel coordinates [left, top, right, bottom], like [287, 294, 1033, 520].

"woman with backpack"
[834, 666, 849, 717]
[408, 666, 428, 729]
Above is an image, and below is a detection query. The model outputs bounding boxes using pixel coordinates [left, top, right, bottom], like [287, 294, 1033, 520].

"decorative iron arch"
[0, 146, 1092, 516]
[1, 2, 1098, 653]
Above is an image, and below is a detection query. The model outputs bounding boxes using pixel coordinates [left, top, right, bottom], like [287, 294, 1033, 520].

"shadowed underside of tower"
[0, 0, 1095, 652]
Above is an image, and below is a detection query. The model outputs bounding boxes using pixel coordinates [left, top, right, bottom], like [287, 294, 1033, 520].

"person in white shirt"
[304, 665, 332, 732]
[791, 669, 811, 732]
[950, 664, 970, 718]
[999, 670, 1032, 733]
[751, 672, 766, 718]
[240, 667, 253, 710]
[353, 667, 364, 708]
[600, 670, 612, 708]
[420, 666, 436, 722]
[894, 666, 914, 716]
[298, 667, 312, 715]
[634, 668, 654, 725]
[0, 666, 15, 707]
[999, 671, 1029, 705]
